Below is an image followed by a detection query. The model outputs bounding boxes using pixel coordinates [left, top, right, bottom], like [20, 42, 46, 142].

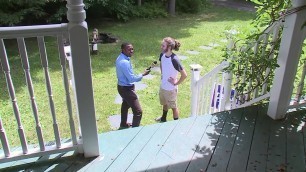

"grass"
[0, 6, 255, 147]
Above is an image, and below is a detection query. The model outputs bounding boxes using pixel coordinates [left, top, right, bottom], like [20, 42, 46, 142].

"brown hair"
[163, 37, 181, 51]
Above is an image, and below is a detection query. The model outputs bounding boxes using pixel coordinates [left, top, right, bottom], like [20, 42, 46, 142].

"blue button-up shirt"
[116, 53, 143, 86]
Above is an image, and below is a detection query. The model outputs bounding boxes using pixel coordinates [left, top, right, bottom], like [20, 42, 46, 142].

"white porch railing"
[0, 0, 99, 164]
[190, 20, 284, 116]
[0, 24, 79, 163]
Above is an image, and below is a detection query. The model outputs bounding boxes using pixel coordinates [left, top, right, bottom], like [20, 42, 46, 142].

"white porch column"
[66, 0, 99, 157]
[268, 0, 306, 119]
[190, 64, 202, 117]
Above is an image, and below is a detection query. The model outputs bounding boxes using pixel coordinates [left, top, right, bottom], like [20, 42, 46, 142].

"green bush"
[177, 0, 207, 13]
[87, 1, 167, 21]
[131, 2, 168, 19]
[0, 0, 66, 26]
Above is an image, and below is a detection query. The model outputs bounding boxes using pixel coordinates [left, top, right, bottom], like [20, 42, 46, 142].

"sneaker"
[119, 123, 132, 130]
[155, 116, 166, 122]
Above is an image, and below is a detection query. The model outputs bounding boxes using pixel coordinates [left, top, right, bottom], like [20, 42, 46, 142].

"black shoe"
[119, 123, 131, 130]
[155, 116, 167, 122]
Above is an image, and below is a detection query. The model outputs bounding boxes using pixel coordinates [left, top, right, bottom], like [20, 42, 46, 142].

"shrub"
[131, 2, 168, 19]
[177, 0, 205, 13]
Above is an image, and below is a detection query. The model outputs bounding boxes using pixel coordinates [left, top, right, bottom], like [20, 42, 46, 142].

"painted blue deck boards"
[286, 110, 305, 172]
[166, 114, 213, 172]
[126, 120, 179, 172]
[105, 123, 162, 172]
[227, 105, 258, 171]
[79, 127, 143, 172]
[266, 115, 287, 171]
[2, 105, 306, 172]
[206, 108, 243, 172]
[186, 111, 228, 172]
[246, 105, 271, 172]
[146, 117, 197, 171]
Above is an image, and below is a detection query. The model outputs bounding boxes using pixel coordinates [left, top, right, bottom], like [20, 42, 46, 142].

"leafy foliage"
[86, 0, 167, 21]
[222, 0, 292, 102]
[0, 0, 46, 26]
[0, 0, 66, 26]
[131, 2, 168, 19]
[177, 0, 209, 13]
[223, 28, 282, 102]
[0, 0, 211, 25]
[250, 0, 291, 26]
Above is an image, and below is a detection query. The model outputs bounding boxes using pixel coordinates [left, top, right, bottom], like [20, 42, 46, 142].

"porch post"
[267, 0, 306, 119]
[190, 64, 202, 117]
[66, 0, 99, 157]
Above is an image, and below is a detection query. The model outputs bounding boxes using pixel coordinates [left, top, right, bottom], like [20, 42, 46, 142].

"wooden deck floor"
[1, 104, 306, 172]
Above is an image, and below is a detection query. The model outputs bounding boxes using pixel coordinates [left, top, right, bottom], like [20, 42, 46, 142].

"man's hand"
[168, 69, 187, 86]
[142, 69, 150, 76]
[168, 77, 177, 85]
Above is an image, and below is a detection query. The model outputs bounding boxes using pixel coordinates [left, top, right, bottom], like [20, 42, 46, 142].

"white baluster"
[199, 84, 204, 115]
[220, 72, 233, 111]
[204, 80, 210, 114]
[17, 38, 45, 151]
[57, 35, 77, 146]
[0, 39, 28, 154]
[190, 64, 202, 116]
[232, 88, 238, 109]
[37, 36, 61, 148]
[252, 39, 263, 99]
[262, 24, 281, 95]
[0, 116, 10, 157]
[240, 59, 248, 103]
[209, 76, 216, 114]
[213, 76, 220, 113]
[294, 59, 306, 104]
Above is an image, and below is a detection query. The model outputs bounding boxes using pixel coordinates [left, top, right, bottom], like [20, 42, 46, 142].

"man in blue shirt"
[116, 43, 150, 128]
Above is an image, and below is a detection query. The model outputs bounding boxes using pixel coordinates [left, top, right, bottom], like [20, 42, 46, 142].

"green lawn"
[0, 6, 255, 147]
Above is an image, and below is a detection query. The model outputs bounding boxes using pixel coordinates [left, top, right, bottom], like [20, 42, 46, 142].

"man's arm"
[160, 63, 163, 79]
[174, 69, 187, 86]
[121, 61, 143, 83]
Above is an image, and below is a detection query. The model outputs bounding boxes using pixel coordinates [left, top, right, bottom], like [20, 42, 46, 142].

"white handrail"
[197, 61, 229, 85]
[0, 24, 68, 39]
[236, 93, 270, 108]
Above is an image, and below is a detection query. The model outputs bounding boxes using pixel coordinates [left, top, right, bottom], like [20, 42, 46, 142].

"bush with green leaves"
[86, 0, 167, 21]
[176, 0, 206, 13]
[223, 0, 292, 102]
[0, 0, 66, 26]
[131, 2, 168, 19]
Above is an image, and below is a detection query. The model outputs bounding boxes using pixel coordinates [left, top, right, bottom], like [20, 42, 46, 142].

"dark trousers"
[117, 85, 143, 127]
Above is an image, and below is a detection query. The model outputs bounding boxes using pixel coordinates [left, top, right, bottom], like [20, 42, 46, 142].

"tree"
[138, 0, 142, 6]
[0, 0, 66, 26]
[168, 0, 176, 16]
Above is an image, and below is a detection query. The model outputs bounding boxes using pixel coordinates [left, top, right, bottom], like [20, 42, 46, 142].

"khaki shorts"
[159, 88, 178, 109]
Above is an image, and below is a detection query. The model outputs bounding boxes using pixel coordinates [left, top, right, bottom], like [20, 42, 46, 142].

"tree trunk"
[168, 0, 176, 16]
[137, 0, 141, 6]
